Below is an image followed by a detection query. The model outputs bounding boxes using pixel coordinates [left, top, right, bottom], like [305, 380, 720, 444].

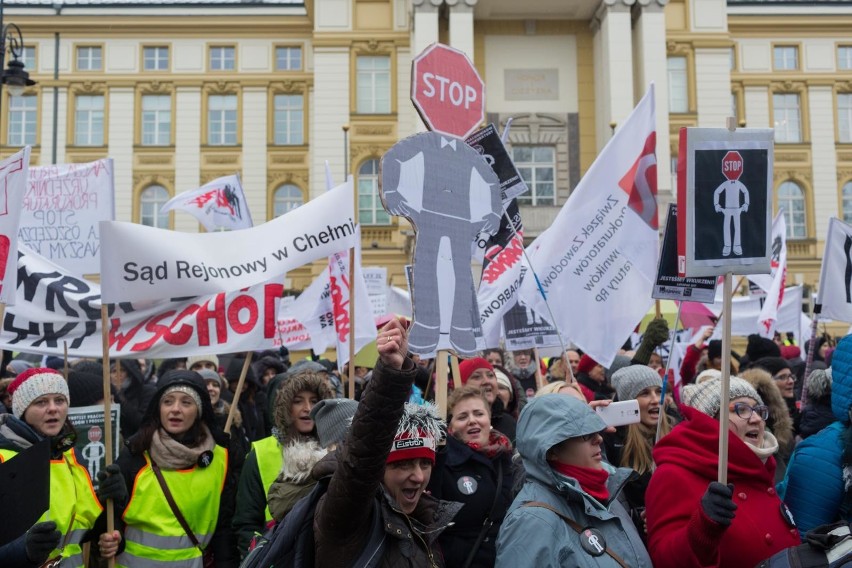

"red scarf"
[550, 461, 610, 502]
[463, 430, 512, 459]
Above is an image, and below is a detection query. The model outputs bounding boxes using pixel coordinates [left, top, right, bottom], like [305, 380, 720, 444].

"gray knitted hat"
[197, 368, 226, 390]
[682, 376, 763, 418]
[310, 398, 358, 449]
[612, 365, 662, 402]
[806, 368, 832, 401]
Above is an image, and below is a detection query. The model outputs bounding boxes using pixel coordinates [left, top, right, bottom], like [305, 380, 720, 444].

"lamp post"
[0, 1, 37, 132]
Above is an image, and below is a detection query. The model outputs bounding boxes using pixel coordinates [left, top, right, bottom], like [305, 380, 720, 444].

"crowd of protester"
[1, 319, 850, 567]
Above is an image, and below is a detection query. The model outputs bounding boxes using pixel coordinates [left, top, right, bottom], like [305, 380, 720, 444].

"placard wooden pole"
[655, 299, 662, 319]
[63, 341, 69, 380]
[449, 354, 461, 396]
[224, 352, 253, 434]
[100, 305, 115, 568]
[348, 247, 357, 400]
[718, 272, 733, 484]
[436, 350, 449, 419]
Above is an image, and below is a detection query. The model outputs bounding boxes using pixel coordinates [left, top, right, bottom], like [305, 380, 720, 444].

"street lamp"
[0, 23, 35, 98]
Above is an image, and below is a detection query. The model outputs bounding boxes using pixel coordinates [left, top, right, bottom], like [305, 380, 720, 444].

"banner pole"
[224, 352, 253, 434]
[656, 301, 683, 443]
[436, 350, 449, 420]
[100, 304, 115, 568]
[800, 303, 821, 408]
[718, 272, 733, 485]
[63, 341, 69, 381]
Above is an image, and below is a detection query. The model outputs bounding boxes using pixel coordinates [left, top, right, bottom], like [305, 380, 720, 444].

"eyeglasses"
[773, 372, 793, 382]
[729, 402, 769, 421]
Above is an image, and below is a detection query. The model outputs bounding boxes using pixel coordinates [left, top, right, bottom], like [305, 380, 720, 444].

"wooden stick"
[63, 341, 69, 381]
[348, 247, 356, 400]
[450, 354, 461, 395]
[435, 350, 449, 419]
[655, 299, 662, 319]
[533, 347, 546, 390]
[224, 352, 254, 434]
[100, 305, 115, 568]
[718, 272, 733, 485]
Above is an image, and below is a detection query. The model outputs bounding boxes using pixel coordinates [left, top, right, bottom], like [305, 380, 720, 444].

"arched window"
[778, 180, 806, 239]
[140, 185, 169, 228]
[842, 182, 852, 225]
[358, 159, 389, 225]
[273, 183, 303, 217]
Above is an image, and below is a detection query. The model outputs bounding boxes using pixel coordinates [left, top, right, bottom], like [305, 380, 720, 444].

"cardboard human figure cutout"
[381, 131, 501, 357]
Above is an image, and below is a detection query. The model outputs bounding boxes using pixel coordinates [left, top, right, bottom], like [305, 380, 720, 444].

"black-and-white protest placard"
[465, 123, 528, 204]
[22, 159, 113, 277]
[677, 128, 773, 277]
[653, 203, 717, 303]
[503, 298, 561, 351]
[67, 404, 120, 490]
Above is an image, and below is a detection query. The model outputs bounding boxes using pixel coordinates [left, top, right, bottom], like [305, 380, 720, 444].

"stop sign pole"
[411, 43, 485, 139]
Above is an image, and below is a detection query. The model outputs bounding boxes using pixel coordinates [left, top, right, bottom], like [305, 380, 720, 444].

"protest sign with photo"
[465, 123, 528, 203]
[503, 300, 561, 351]
[67, 405, 120, 490]
[653, 203, 717, 303]
[21, 159, 113, 276]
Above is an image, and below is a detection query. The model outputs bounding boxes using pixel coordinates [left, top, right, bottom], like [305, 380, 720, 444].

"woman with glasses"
[645, 376, 800, 568]
[496, 393, 653, 567]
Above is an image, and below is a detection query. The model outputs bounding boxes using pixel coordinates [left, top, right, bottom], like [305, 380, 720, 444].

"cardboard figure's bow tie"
[440, 137, 457, 150]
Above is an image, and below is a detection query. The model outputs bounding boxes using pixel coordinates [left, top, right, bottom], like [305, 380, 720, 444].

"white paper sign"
[0, 147, 31, 305]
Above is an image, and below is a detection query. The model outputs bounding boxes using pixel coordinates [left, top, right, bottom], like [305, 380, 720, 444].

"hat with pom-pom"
[8, 368, 68, 418]
[387, 402, 444, 465]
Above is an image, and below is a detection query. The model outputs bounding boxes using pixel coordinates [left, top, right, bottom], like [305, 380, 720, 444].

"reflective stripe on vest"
[0, 448, 102, 568]
[251, 436, 282, 522]
[117, 446, 227, 568]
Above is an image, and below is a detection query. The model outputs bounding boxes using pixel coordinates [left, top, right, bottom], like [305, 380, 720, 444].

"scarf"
[551, 461, 610, 502]
[150, 424, 215, 470]
[463, 429, 511, 459]
[747, 430, 779, 463]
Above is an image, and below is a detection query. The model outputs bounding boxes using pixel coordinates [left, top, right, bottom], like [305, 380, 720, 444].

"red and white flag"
[750, 211, 787, 335]
[161, 174, 253, 231]
[518, 86, 659, 367]
[0, 146, 30, 305]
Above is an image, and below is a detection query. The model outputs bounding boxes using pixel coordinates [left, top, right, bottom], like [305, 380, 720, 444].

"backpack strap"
[522, 501, 629, 568]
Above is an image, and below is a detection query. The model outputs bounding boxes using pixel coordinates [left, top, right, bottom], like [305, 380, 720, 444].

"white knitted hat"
[682, 376, 763, 418]
[9, 368, 69, 418]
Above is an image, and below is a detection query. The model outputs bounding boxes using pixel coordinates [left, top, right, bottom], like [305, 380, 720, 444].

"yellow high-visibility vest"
[251, 435, 283, 522]
[0, 447, 103, 568]
[117, 445, 228, 568]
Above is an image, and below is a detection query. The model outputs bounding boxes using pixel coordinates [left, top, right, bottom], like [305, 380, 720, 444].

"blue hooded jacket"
[496, 394, 652, 567]
[779, 334, 852, 534]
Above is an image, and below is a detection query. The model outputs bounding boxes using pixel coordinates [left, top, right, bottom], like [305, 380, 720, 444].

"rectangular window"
[512, 146, 556, 206]
[209, 46, 235, 71]
[773, 93, 802, 143]
[143, 46, 169, 71]
[667, 57, 688, 113]
[7, 94, 37, 146]
[19, 46, 35, 71]
[774, 46, 799, 70]
[74, 94, 104, 146]
[76, 46, 102, 71]
[356, 55, 391, 114]
[141, 95, 171, 146]
[839, 93, 852, 143]
[275, 46, 302, 71]
[208, 94, 237, 145]
[273, 94, 304, 145]
[840, 46, 852, 70]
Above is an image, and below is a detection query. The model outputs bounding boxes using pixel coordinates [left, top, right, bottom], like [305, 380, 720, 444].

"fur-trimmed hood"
[278, 439, 327, 484]
[739, 367, 794, 450]
[272, 369, 335, 443]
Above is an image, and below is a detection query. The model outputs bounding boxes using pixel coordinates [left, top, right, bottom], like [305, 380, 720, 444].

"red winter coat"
[645, 406, 800, 568]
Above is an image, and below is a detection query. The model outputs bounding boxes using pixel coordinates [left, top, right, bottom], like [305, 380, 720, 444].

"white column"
[311, 47, 350, 198]
[808, 85, 838, 241]
[695, 48, 732, 127]
[744, 86, 770, 128]
[397, 47, 418, 138]
[412, 0, 440, 56]
[39, 87, 67, 165]
[175, 87, 202, 232]
[448, 0, 476, 61]
[633, 1, 672, 200]
[592, 0, 634, 151]
[241, 87, 268, 222]
[108, 87, 134, 223]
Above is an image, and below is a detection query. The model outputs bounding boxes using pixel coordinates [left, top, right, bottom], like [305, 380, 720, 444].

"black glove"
[97, 464, 128, 506]
[25, 521, 60, 563]
[701, 482, 737, 527]
[633, 318, 671, 364]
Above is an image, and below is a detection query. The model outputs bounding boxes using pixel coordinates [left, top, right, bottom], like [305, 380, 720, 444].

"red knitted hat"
[576, 354, 600, 375]
[387, 403, 442, 465]
[458, 358, 494, 385]
[8, 368, 68, 418]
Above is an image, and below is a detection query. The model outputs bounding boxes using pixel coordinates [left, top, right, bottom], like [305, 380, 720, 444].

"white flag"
[160, 174, 253, 231]
[287, 269, 336, 354]
[816, 217, 852, 323]
[518, 86, 658, 367]
[750, 211, 787, 336]
[0, 146, 30, 305]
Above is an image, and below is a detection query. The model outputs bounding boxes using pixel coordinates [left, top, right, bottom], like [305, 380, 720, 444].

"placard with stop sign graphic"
[676, 127, 774, 277]
[411, 43, 485, 139]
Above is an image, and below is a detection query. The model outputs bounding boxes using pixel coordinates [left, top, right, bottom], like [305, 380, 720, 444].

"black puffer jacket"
[116, 358, 157, 439]
[312, 359, 461, 567]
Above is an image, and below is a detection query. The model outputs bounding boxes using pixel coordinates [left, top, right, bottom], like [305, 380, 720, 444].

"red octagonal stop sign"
[411, 43, 485, 139]
[722, 150, 743, 181]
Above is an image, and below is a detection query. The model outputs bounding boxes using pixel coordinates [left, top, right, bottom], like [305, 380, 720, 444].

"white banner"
[817, 217, 852, 323]
[160, 174, 252, 232]
[0, 245, 283, 358]
[21, 159, 113, 276]
[0, 147, 31, 305]
[750, 211, 787, 336]
[518, 86, 659, 367]
[100, 179, 355, 303]
[274, 296, 314, 351]
[710, 285, 804, 344]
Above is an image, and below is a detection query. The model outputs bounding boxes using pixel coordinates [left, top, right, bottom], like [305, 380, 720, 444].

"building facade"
[2, 0, 850, 300]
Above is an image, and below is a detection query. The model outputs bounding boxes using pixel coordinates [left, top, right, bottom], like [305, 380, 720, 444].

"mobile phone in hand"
[595, 400, 641, 428]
